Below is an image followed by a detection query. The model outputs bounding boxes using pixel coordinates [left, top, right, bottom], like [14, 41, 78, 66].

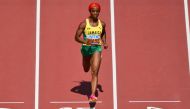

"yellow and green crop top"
[83, 18, 103, 45]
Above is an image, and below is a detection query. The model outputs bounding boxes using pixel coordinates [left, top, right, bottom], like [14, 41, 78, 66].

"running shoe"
[89, 95, 97, 102]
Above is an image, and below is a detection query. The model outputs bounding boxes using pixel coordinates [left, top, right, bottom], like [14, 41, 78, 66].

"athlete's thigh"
[90, 52, 102, 73]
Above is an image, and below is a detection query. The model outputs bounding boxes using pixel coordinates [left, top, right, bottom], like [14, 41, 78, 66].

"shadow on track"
[70, 80, 104, 108]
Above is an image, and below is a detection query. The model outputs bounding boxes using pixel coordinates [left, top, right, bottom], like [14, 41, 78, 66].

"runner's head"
[88, 2, 101, 19]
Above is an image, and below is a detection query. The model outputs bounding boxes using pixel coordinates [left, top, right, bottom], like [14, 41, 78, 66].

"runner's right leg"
[82, 55, 91, 72]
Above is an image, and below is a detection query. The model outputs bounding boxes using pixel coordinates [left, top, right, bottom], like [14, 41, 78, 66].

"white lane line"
[0, 108, 11, 109]
[50, 101, 102, 104]
[110, 0, 118, 109]
[0, 102, 24, 104]
[147, 107, 162, 109]
[59, 107, 95, 109]
[35, 0, 41, 109]
[59, 107, 72, 109]
[184, 0, 190, 72]
[129, 100, 181, 103]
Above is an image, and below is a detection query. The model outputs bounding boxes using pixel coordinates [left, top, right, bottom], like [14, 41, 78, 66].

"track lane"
[115, 0, 190, 109]
[0, 0, 36, 109]
[40, 0, 113, 109]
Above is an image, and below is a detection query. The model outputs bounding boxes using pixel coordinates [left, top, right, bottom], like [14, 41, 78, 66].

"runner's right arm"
[75, 21, 87, 44]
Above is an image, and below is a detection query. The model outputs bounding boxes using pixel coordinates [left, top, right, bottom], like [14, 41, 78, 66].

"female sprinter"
[75, 2, 108, 102]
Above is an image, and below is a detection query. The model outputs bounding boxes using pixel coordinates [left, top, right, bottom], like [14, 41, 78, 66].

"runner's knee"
[91, 67, 98, 76]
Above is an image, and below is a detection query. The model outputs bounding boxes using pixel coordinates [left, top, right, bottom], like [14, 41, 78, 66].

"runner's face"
[90, 7, 100, 19]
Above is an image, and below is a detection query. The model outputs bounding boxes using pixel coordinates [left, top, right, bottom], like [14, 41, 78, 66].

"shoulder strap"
[86, 18, 90, 27]
[98, 19, 102, 28]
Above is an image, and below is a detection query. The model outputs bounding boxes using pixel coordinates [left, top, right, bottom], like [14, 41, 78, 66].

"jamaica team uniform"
[81, 18, 103, 56]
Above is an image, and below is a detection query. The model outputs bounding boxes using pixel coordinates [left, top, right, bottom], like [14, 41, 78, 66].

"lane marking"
[147, 106, 162, 109]
[0, 102, 24, 104]
[184, 0, 190, 72]
[0, 108, 11, 109]
[59, 107, 72, 109]
[50, 101, 102, 104]
[35, 0, 41, 109]
[129, 100, 181, 103]
[110, 0, 118, 109]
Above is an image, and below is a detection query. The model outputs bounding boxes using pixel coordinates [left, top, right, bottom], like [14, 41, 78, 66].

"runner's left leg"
[90, 52, 102, 97]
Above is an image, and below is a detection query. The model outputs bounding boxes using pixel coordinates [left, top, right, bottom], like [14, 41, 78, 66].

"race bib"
[86, 35, 102, 45]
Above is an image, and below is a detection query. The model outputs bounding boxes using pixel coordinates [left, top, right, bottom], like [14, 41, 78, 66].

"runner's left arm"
[101, 21, 108, 49]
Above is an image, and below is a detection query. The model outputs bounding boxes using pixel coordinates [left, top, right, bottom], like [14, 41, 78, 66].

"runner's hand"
[84, 40, 92, 45]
